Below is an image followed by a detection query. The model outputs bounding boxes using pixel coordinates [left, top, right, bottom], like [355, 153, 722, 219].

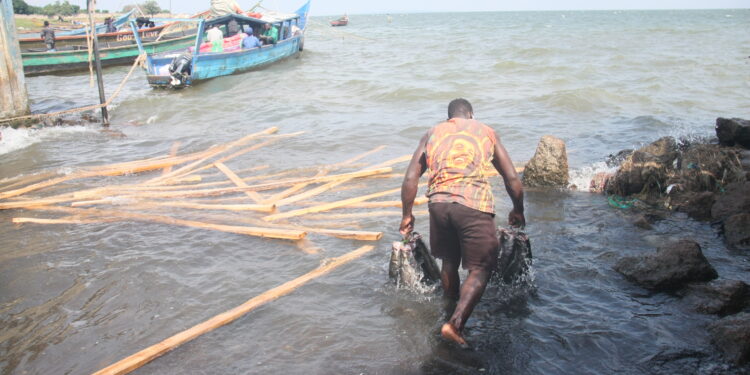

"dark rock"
[605, 137, 678, 197]
[640, 136, 679, 165]
[711, 181, 750, 221]
[614, 239, 718, 291]
[723, 213, 750, 250]
[522, 135, 569, 187]
[668, 191, 716, 221]
[633, 215, 653, 230]
[606, 149, 633, 167]
[708, 312, 750, 365]
[679, 280, 750, 315]
[716, 117, 750, 148]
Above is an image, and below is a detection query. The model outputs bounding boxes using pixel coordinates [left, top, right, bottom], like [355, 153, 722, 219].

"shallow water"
[2, 9, 750, 375]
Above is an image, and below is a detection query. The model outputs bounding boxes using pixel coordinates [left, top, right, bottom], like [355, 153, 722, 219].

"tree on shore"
[12, 0, 41, 14]
[122, 1, 165, 16]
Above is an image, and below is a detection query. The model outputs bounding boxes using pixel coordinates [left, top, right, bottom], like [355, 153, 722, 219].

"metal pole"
[87, 0, 109, 125]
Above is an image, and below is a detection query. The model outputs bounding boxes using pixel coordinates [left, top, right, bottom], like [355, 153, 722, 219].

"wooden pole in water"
[91, 245, 376, 375]
[87, 0, 109, 125]
[0, 0, 31, 123]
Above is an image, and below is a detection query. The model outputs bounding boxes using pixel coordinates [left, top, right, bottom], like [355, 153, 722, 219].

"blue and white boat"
[131, 1, 310, 88]
[57, 9, 135, 36]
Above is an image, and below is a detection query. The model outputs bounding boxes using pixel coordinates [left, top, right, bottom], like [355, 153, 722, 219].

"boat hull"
[22, 30, 197, 76]
[19, 24, 166, 50]
[146, 36, 303, 87]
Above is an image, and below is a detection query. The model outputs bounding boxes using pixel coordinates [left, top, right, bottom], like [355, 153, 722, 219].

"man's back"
[41, 27, 54, 43]
[425, 118, 497, 214]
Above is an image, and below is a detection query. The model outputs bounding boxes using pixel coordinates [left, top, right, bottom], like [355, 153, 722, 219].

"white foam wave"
[0, 126, 95, 156]
[568, 161, 618, 192]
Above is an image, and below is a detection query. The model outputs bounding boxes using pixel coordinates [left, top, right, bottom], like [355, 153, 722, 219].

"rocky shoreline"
[522, 117, 750, 366]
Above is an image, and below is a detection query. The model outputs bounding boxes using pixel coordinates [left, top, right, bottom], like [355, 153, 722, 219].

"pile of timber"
[0, 127, 429, 251]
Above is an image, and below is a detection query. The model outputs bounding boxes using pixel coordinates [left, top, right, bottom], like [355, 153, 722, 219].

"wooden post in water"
[0, 0, 31, 123]
[87, 0, 109, 125]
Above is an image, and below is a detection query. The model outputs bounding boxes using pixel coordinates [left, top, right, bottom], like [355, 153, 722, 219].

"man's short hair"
[44, 21, 49, 26]
[448, 98, 473, 119]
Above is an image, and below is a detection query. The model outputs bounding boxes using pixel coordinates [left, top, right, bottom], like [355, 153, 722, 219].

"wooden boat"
[330, 15, 348, 26]
[19, 22, 168, 50]
[20, 11, 209, 50]
[55, 9, 135, 36]
[134, 1, 310, 88]
[21, 27, 198, 76]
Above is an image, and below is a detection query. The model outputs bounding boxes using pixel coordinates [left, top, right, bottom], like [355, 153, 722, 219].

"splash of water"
[0, 126, 95, 156]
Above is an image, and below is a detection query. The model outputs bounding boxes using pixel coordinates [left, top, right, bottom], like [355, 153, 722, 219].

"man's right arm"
[400, 132, 429, 236]
[491, 131, 525, 227]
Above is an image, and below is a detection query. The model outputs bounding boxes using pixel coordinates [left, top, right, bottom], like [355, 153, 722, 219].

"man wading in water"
[400, 98, 525, 346]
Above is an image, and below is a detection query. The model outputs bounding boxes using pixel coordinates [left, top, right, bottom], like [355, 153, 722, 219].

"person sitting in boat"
[40, 21, 55, 52]
[206, 24, 224, 52]
[259, 23, 278, 45]
[210, 0, 243, 18]
[242, 27, 262, 49]
[226, 19, 240, 37]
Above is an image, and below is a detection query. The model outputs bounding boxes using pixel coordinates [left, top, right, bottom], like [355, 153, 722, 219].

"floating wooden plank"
[365, 154, 411, 170]
[145, 127, 278, 185]
[148, 201, 275, 213]
[160, 132, 305, 184]
[301, 209, 429, 221]
[19, 207, 305, 240]
[71, 199, 274, 213]
[290, 226, 382, 241]
[0, 153, 209, 201]
[296, 196, 429, 209]
[262, 170, 327, 205]
[13, 217, 108, 224]
[214, 162, 264, 203]
[98, 167, 393, 200]
[162, 141, 181, 175]
[264, 186, 405, 221]
[91, 245, 375, 375]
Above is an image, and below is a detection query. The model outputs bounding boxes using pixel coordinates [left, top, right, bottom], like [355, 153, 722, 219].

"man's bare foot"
[441, 323, 467, 347]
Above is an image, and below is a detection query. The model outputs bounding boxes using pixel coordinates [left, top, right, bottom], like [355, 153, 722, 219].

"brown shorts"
[428, 202, 499, 271]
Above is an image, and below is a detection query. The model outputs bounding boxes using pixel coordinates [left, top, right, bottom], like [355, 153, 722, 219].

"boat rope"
[0, 53, 146, 125]
[607, 195, 637, 209]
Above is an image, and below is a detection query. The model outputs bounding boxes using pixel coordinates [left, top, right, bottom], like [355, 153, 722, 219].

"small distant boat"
[134, 1, 311, 88]
[330, 14, 348, 27]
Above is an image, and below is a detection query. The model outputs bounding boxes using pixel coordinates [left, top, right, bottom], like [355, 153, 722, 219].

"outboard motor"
[168, 52, 193, 87]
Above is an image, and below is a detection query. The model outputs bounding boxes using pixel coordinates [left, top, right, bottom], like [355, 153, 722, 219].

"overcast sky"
[24, 0, 749, 16]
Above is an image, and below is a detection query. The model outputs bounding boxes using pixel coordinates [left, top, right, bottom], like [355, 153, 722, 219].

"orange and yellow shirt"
[425, 118, 497, 214]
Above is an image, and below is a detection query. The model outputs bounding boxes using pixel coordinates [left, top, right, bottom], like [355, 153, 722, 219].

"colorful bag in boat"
[190, 33, 247, 53]
[222, 32, 246, 52]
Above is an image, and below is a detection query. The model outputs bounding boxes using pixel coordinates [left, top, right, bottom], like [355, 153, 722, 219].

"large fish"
[389, 232, 441, 288]
[495, 227, 532, 284]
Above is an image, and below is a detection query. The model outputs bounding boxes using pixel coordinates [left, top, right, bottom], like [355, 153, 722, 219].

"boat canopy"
[203, 12, 299, 29]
